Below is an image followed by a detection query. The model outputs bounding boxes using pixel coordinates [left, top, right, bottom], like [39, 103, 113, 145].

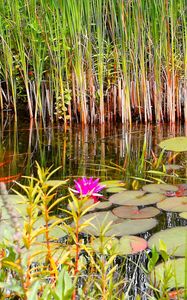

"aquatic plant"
[72, 177, 106, 202]
[0, 162, 187, 299]
[0, 163, 128, 299]
[146, 242, 187, 299]
[0, 0, 186, 124]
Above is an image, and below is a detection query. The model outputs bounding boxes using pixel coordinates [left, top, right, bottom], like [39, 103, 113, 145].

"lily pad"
[117, 235, 148, 255]
[0, 220, 15, 243]
[35, 224, 68, 242]
[159, 137, 187, 152]
[0, 194, 29, 218]
[142, 183, 178, 194]
[150, 258, 185, 290]
[105, 218, 158, 237]
[179, 212, 187, 219]
[109, 190, 145, 205]
[77, 212, 157, 236]
[91, 235, 147, 255]
[106, 187, 127, 193]
[112, 206, 160, 219]
[75, 211, 118, 236]
[22, 242, 69, 264]
[67, 200, 112, 212]
[67, 199, 97, 212]
[95, 201, 113, 210]
[157, 197, 187, 212]
[148, 227, 187, 256]
[109, 191, 164, 206]
[90, 237, 119, 254]
[101, 180, 126, 188]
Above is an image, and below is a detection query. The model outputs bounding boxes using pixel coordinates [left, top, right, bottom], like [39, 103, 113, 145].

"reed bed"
[0, 0, 186, 124]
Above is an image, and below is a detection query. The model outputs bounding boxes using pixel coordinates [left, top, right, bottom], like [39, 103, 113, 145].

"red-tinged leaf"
[175, 186, 185, 197]
[168, 289, 184, 299]
[165, 186, 187, 197]
[0, 174, 21, 183]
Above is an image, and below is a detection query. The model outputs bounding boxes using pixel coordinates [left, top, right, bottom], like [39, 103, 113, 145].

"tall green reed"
[0, 0, 186, 123]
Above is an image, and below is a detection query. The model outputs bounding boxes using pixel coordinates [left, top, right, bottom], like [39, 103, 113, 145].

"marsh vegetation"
[0, 0, 186, 124]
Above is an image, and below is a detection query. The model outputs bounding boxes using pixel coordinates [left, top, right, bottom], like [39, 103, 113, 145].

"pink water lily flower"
[72, 177, 106, 202]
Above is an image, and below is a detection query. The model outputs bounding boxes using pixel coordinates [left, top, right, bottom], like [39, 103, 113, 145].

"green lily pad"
[179, 212, 187, 219]
[77, 212, 157, 236]
[22, 242, 69, 264]
[148, 227, 187, 256]
[157, 197, 187, 212]
[67, 199, 97, 212]
[117, 235, 148, 255]
[159, 137, 187, 152]
[101, 180, 126, 188]
[109, 190, 145, 205]
[67, 200, 112, 212]
[142, 183, 178, 194]
[0, 220, 15, 243]
[150, 258, 185, 290]
[95, 201, 113, 210]
[112, 206, 160, 219]
[74, 211, 118, 236]
[0, 194, 29, 218]
[35, 224, 68, 242]
[109, 191, 164, 206]
[106, 187, 127, 193]
[105, 218, 158, 236]
[91, 235, 147, 255]
[90, 237, 119, 254]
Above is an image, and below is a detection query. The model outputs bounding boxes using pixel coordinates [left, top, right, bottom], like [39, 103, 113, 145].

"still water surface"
[1, 115, 187, 180]
[1, 115, 187, 298]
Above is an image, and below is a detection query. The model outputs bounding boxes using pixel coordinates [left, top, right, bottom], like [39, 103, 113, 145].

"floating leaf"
[106, 187, 127, 193]
[112, 206, 160, 219]
[148, 227, 187, 256]
[100, 180, 126, 188]
[109, 191, 164, 206]
[22, 242, 69, 264]
[157, 197, 187, 212]
[159, 137, 187, 152]
[0, 221, 15, 243]
[109, 190, 145, 205]
[106, 218, 158, 236]
[142, 183, 178, 194]
[117, 235, 148, 255]
[150, 258, 185, 290]
[35, 224, 68, 242]
[67, 199, 96, 212]
[91, 235, 147, 255]
[179, 212, 187, 220]
[77, 212, 157, 236]
[0, 194, 28, 217]
[90, 237, 119, 255]
[95, 201, 113, 210]
[75, 211, 118, 236]
[67, 200, 112, 212]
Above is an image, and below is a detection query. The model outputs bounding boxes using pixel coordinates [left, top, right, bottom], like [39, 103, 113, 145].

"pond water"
[1, 114, 187, 180]
[1, 114, 187, 298]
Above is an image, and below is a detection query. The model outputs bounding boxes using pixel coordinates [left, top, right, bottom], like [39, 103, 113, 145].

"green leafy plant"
[0, 163, 131, 299]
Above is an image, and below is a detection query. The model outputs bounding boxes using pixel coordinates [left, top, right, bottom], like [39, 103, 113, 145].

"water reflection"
[1, 114, 187, 298]
[0, 113, 187, 182]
